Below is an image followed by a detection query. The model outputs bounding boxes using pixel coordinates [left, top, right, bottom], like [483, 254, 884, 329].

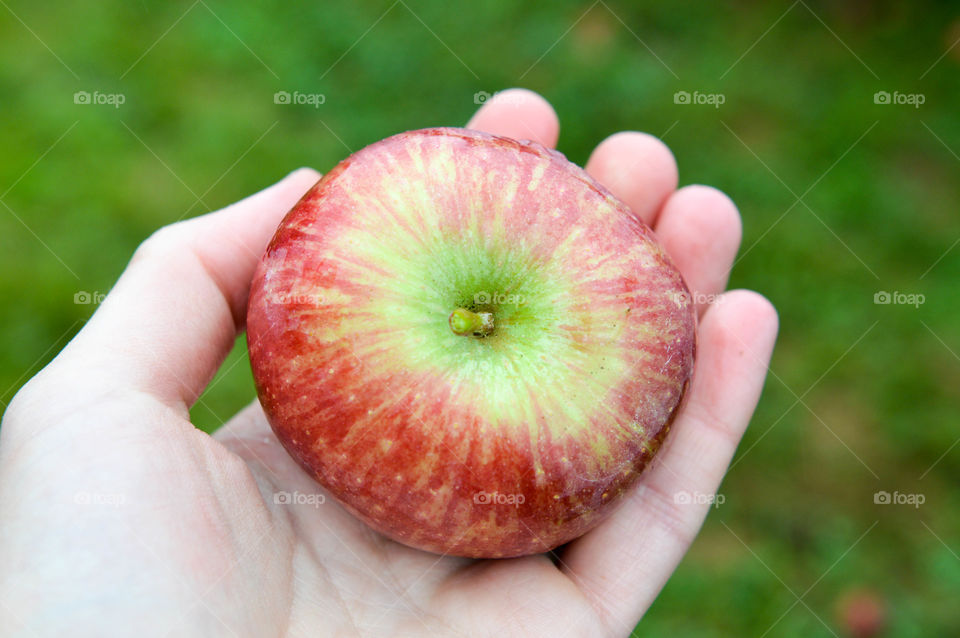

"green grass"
[2, 0, 959, 634]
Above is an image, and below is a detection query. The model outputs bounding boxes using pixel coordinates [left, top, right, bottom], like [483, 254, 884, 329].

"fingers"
[466, 88, 559, 148]
[61, 168, 321, 408]
[583, 134, 739, 318]
[558, 290, 778, 634]
[654, 185, 742, 316]
[584, 132, 678, 226]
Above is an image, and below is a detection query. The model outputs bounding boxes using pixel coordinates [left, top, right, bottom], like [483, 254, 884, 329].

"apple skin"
[247, 128, 696, 558]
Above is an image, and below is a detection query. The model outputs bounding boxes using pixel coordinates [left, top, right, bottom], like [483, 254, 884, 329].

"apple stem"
[449, 308, 494, 337]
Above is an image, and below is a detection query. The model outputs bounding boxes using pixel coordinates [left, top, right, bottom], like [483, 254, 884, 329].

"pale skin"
[0, 89, 778, 637]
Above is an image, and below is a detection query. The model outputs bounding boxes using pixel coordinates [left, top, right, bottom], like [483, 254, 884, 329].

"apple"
[247, 128, 696, 558]
[836, 589, 886, 638]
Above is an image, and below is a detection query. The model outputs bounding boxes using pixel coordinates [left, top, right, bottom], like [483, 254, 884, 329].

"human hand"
[0, 89, 777, 637]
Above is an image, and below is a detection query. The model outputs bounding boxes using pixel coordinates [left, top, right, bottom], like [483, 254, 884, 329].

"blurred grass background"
[1, 0, 958, 635]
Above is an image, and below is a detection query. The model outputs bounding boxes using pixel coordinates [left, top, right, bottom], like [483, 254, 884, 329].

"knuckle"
[640, 479, 699, 547]
[687, 398, 739, 442]
[131, 223, 189, 265]
[2, 380, 39, 428]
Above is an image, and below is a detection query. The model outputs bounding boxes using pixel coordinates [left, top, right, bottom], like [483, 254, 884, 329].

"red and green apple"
[247, 128, 696, 558]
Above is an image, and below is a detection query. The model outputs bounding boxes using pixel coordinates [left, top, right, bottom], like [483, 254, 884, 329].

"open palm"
[0, 90, 777, 638]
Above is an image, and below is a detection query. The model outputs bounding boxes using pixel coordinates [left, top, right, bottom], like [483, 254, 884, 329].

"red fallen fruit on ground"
[836, 588, 887, 638]
[247, 127, 696, 558]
